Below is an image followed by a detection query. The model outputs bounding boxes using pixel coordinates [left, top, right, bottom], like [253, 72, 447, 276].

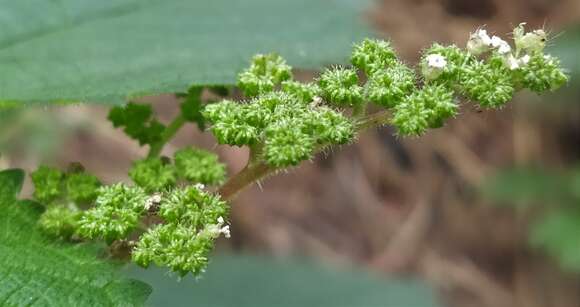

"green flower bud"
[211, 120, 260, 146]
[513, 23, 547, 54]
[31, 166, 64, 204]
[518, 54, 568, 93]
[77, 184, 148, 243]
[393, 84, 457, 136]
[421, 44, 470, 83]
[158, 186, 228, 226]
[282, 80, 321, 104]
[460, 56, 515, 108]
[174, 148, 226, 185]
[129, 158, 177, 192]
[238, 53, 292, 97]
[365, 63, 415, 108]
[264, 121, 315, 167]
[303, 107, 354, 144]
[65, 172, 101, 204]
[319, 67, 363, 107]
[38, 205, 80, 239]
[132, 223, 214, 277]
[351, 38, 397, 74]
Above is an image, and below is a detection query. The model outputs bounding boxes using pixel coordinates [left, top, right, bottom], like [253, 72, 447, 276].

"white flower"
[194, 183, 205, 190]
[209, 216, 231, 239]
[220, 225, 231, 238]
[505, 54, 520, 70]
[490, 36, 511, 54]
[426, 54, 447, 68]
[466, 28, 492, 55]
[519, 54, 531, 65]
[144, 193, 162, 210]
[422, 54, 447, 80]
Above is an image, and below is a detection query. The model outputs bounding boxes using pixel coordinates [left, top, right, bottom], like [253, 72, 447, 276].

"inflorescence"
[29, 23, 567, 277]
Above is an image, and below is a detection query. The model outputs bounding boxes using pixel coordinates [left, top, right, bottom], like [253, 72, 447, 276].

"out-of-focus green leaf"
[0, 108, 72, 158]
[481, 168, 572, 207]
[0, 169, 151, 306]
[530, 210, 580, 271]
[125, 254, 442, 307]
[550, 26, 580, 81]
[0, 0, 371, 105]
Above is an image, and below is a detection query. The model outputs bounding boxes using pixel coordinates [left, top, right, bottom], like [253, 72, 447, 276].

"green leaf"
[0, 169, 151, 306]
[0, 0, 371, 105]
[481, 168, 572, 207]
[125, 254, 442, 307]
[530, 210, 580, 271]
[550, 26, 580, 81]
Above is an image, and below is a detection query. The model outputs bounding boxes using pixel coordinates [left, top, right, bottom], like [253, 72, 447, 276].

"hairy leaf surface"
[0, 0, 370, 105]
[0, 169, 151, 306]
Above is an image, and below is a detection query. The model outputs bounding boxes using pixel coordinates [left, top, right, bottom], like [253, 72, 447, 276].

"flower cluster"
[27, 23, 568, 279]
[76, 183, 148, 243]
[132, 186, 229, 276]
[208, 24, 567, 142]
[205, 57, 355, 167]
[30, 165, 101, 239]
[369, 24, 566, 136]
[129, 147, 227, 192]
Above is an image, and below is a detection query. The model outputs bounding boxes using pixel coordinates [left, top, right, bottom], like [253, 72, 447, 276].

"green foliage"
[108, 103, 165, 146]
[483, 167, 580, 271]
[550, 26, 580, 83]
[174, 147, 226, 185]
[0, 169, 151, 306]
[23, 23, 570, 283]
[0, 0, 371, 105]
[125, 254, 441, 307]
[129, 158, 177, 192]
[530, 211, 580, 270]
[178, 86, 206, 130]
[77, 184, 149, 243]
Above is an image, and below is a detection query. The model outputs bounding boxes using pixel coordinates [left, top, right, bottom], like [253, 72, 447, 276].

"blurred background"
[1, 0, 580, 306]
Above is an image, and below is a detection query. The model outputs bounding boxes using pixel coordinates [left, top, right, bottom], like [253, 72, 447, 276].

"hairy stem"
[218, 110, 391, 201]
[356, 110, 390, 131]
[148, 114, 186, 158]
[218, 162, 274, 201]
